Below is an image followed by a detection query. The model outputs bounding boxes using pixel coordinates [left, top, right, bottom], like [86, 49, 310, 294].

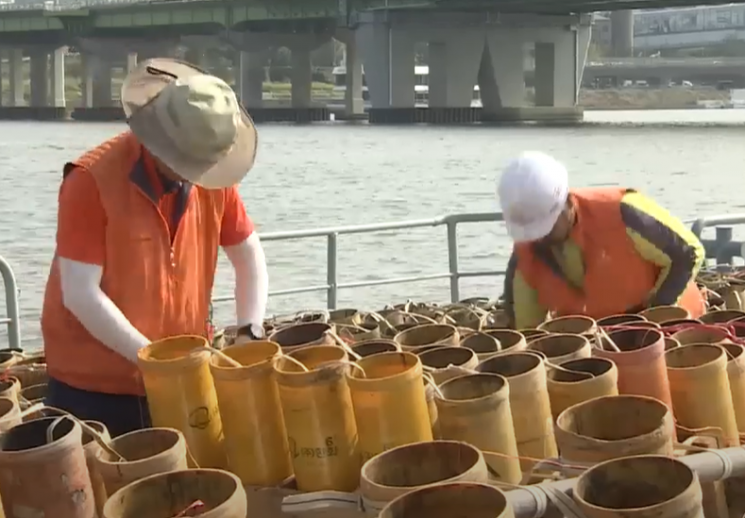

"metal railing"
[2, 211, 745, 351]
[0, 256, 20, 351]
[691, 214, 745, 264]
[212, 211, 505, 309]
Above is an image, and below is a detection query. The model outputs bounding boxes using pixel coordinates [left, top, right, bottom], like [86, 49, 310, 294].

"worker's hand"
[235, 323, 265, 341]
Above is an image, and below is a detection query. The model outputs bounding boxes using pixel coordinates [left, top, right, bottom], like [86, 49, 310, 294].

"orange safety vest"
[515, 187, 705, 320]
[42, 132, 226, 396]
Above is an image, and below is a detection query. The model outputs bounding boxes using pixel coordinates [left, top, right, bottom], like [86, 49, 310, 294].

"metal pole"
[506, 447, 745, 518]
[326, 233, 338, 310]
[715, 227, 734, 265]
[446, 221, 460, 303]
[0, 256, 20, 350]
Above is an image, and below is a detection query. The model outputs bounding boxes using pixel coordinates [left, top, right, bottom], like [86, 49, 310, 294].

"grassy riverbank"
[579, 88, 731, 109]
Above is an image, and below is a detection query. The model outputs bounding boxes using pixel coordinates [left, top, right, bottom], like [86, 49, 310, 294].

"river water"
[2, 109, 745, 349]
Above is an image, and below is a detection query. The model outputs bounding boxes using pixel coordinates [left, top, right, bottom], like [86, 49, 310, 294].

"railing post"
[446, 221, 460, 303]
[0, 257, 20, 350]
[327, 233, 338, 310]
[715, 226, 734, 265]
[690, 218, 706, 238]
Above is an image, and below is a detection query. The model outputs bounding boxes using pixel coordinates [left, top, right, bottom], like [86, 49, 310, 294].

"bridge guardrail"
[2, 211, 745, 351]
[0, 0, 157, 12]
[586, 57, 745, 67]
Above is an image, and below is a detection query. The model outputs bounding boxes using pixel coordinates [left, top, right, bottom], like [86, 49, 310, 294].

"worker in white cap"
[498, 151, 706, 330]
[41, 58, 269, 436]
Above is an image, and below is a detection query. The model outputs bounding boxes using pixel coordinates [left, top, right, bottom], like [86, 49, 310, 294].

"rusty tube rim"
[477, 351, 543, 378]
[418, 346, 477, 369]
[460, 332, 500, 354]
[268, 322, 334, 346]
[380, 482, 510, 518]
[640, 305, 691, 323]
[394, 324, 458, 347]
[0, 397, 18, 423]
[665, 343, 727, 371]
[700, 309, 745, 324]
[81, 420, 108, 447]
[97, 427, 185, 467]
[723, 342, 745, 363]
[0, 416, 83, 458]
[574, 454, 699, 513]
[273, 345, 349, 386]
[360, 440, 485, 491]
[518, 328, 548, 338]
[597, 314, 648, 326]
[485, 330, 526, 350]
[102, 468, 244, 517]
[556, 394, 672, 445]
[664, 337, 681, 351]
[546, 358, 616, 384]
[671, 326, 731, 345]
[537, 315, 596, 333]
[209, 340, 282, 379]
[436, 373, 510, 405]
[347, 351, 423, 384]
[476, 351, 545, 392]
[604, 328, 664, 355]
[0, 377, 19, 395]
[527, 333, 591, 358]
[137, 335, 210, 370]
[20, 384, 47, 400]
[352, 339, 400, 357]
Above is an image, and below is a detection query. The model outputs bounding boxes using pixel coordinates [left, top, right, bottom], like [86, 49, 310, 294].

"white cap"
[497, 151, 569, 242]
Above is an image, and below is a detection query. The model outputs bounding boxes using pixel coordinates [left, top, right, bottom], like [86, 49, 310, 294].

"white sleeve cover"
[58, 257, 151, 363]
[223, 233, 269, 326]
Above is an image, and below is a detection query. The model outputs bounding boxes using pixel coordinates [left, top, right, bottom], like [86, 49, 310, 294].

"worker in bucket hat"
[498, 151, 706, 330]
[41, 58, 269, 436]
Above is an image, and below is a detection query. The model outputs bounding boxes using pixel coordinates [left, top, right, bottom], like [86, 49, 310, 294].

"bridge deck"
[0, 0, 741, 24]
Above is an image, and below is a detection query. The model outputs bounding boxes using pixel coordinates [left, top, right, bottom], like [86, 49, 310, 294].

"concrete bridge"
[0, 6, 594, 122]
[0, 0, 738, 122]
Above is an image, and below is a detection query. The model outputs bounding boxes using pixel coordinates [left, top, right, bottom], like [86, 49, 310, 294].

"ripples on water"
[2, 109, 745, 348]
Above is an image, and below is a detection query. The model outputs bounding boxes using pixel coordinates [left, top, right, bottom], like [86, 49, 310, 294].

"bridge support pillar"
[0, 54, 4, 107]
[237, 50, 267, 108]
[290, 48, 312, 108]
[427, 32, 483, 108]
[344, 34, 364, 116]
[9, 49, 24, 107]
[127, 52, 137, 73]
[611, 10, 634, 58]
[482, 30, 527, 109]
[50, 47, 65, 108]
[81, 54, 114, 108]
[29, 50, 48, 107]
[356, 15, 416, 109]
[26, 47, 65, 108]
[534, 25, 589, 108]
[81, 55, 93, 108]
